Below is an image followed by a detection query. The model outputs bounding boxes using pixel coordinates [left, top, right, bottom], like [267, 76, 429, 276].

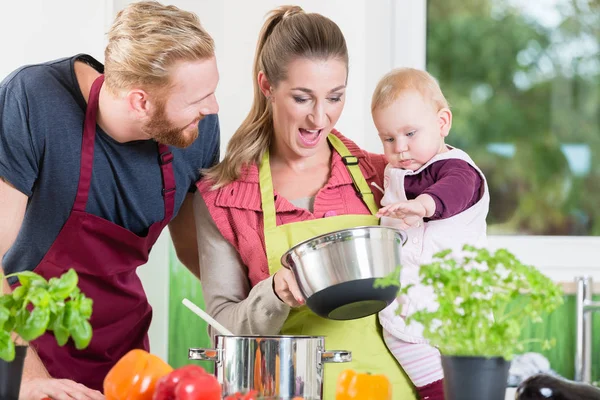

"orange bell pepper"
[104, 349, 173, 400]
[335, 369, 392, 400]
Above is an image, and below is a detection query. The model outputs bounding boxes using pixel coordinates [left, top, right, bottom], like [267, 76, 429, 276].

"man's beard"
[142, 102, 202, 148]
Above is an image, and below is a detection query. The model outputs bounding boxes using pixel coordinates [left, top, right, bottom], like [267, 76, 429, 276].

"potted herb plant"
[0, 269, 93, 400]
[378, 245, 563, 400]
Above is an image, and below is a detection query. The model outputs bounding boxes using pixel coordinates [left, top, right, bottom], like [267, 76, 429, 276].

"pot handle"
[321, 350, 352, 363]
[188, 348, 219, 362]
[397, 229, 408, 246]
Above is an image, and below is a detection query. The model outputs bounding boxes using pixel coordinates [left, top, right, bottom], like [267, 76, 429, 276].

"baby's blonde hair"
[371, 68, 449, 112]
[104, 1, 214, 94]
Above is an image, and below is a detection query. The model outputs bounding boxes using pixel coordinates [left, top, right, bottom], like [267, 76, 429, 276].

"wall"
[0, 0, 109, 79]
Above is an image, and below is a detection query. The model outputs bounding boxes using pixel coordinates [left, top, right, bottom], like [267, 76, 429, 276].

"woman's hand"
[273, 268, 305, 308]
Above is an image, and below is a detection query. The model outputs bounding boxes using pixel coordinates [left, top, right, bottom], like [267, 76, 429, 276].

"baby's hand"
[377, 200, 426, 230]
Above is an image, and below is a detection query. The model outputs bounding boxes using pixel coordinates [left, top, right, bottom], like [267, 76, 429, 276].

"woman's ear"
[438, 108, 453, 137]
[257, 71, 272, 99]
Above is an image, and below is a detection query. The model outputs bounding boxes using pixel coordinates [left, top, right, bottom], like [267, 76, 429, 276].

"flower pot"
[0, 345, 27, 400]
[441, 355, 510, 400]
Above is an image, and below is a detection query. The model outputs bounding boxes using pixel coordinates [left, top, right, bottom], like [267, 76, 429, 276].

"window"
[426, 0, 600, 236]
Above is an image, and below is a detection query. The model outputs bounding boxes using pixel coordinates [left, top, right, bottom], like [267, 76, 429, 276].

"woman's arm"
[193, 193, 290, 338]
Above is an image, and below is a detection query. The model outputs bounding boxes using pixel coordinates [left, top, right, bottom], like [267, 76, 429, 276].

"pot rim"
[215, 334, 324, 339]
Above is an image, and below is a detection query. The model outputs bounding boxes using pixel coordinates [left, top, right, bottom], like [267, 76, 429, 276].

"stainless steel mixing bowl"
[281, 225, 407, 320]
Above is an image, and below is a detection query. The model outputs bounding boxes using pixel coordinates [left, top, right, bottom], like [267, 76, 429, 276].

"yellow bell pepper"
[335, 369, 392, 400]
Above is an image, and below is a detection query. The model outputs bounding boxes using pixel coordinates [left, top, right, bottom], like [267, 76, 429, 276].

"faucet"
[575, 276, 600, 383]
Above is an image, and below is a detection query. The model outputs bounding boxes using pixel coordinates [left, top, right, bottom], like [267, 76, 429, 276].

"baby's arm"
[422, 159, 482, 220]
[377, 160, 482, 228]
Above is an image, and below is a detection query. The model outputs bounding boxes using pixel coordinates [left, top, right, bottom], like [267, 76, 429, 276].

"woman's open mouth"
[298, 128, 323, 147]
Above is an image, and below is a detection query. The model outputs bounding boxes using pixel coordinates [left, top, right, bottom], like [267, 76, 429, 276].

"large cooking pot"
[189, 335, 350, 400]
[281, 226, 406, 320]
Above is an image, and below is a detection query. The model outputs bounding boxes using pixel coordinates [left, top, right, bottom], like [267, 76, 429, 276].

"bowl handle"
[321, 350, 352, 363]
[188, 348, 220, 362]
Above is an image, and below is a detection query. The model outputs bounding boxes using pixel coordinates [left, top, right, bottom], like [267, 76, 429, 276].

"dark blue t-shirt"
[0, 54, 220, 276]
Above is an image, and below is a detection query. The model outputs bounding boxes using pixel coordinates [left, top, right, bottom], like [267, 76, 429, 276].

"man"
[0, 2, 219, 399]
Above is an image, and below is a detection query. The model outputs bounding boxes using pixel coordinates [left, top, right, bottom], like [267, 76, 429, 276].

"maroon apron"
[11, 75, 175, 391]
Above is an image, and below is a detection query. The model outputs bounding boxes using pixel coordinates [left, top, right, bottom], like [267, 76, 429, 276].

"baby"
[371, 68, 490, 400]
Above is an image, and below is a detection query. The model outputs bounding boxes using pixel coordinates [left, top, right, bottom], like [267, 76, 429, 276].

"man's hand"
[20, 378, 104, 400]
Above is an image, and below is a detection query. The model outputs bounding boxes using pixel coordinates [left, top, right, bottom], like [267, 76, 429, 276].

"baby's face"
[373, 90, 450, 171]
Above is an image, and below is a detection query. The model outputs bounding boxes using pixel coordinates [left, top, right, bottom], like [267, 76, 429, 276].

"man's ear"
[126, 89, 151, 119]
[438, 108, 452, 137]
[257, 71, 272, 99]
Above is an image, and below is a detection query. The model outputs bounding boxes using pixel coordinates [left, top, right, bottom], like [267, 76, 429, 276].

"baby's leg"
[383, 329, 445, 399]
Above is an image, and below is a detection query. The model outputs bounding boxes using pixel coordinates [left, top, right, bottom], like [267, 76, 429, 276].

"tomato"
[153, 365, 207, 400]
[223, 390, 259, 400]
[174, 373, 221, 400]
[153, 364, 220, 400]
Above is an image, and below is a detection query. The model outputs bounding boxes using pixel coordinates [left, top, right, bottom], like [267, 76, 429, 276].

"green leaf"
[0, 306, 9, 330]
[79, 297, 93, 319]
[373, 266, 402, 289]
[17, 308, 50, 341]
[29, 287, 51, 308]
[70, 320, 92, 350]
[11, 286, 26, 301]
[0, 330, 15, 362]
[48, 269, 78, 300]
[14, 271, 48, 288]
[51, 308, 69, 347]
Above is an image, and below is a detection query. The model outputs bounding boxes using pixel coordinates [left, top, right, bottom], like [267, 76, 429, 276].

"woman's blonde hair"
[204, 5, 348, 188]
[104, 1, 214, 94]
[371, 68, 449, 112]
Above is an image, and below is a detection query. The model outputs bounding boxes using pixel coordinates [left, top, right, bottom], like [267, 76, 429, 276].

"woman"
[194, 6, 416, 399]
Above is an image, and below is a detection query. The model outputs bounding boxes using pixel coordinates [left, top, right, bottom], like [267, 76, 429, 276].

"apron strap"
[259, 149, 278, 232]
[74, 74, 104, 212]
[157, 143, 176, 223]
[327, 134, 379, 216]
[259, 133, 379, 231]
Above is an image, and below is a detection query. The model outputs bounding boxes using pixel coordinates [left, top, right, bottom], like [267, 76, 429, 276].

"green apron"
[260, 134, 416, 399]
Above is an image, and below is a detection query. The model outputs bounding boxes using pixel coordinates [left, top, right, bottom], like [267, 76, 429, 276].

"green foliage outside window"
[427, 0, 600, 235]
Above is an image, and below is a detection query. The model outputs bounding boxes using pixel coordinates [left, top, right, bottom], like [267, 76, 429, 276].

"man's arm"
[0, 177, 27, 293]
[0, 177, 52, 380]
[168, 193, 200, 279]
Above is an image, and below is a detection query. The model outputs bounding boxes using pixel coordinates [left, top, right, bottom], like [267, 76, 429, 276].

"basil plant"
[0, 269, 93, 362]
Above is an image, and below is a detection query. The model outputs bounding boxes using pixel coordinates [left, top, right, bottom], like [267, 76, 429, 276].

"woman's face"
[265, 57, 347, 159]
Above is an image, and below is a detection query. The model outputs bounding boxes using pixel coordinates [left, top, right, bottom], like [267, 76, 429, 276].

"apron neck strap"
[259, 133, 379, 231]
[73, 74, 104, 212]
[327, 134, 379, 216]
